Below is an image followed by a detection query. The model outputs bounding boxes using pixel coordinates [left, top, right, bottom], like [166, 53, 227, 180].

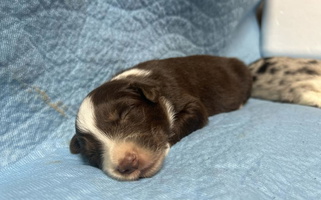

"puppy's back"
[134, 55, 252, 115]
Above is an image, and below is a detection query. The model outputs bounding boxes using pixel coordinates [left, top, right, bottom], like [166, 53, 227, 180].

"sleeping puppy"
[70, 55, 252, 181]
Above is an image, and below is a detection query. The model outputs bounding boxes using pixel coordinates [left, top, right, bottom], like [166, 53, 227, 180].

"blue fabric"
[2, 0, 320, 199]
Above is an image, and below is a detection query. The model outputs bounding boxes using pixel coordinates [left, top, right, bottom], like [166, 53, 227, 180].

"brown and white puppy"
[70, 55, 252, 181]
[249, 57, 321, 108]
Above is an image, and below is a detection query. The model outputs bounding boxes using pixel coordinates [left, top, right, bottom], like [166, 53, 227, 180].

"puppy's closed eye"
[119, 105, 136, 120]
[107, 104, 136, 123]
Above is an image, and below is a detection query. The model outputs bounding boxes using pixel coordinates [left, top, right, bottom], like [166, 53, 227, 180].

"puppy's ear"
[70, 134, 81, 154]
[131, 82, 160, 103]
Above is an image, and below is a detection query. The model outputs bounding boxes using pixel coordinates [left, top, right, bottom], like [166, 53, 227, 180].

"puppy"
[70, 55, 252, 181]
[249, 57, 321, 108]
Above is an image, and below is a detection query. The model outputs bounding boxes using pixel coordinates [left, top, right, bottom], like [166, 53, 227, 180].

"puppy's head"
[70, 80, 172, 181]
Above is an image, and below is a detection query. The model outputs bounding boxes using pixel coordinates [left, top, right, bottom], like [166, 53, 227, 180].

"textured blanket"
[1, 0, 321, 199]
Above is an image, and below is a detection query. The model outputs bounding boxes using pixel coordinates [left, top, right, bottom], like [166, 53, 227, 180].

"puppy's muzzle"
[117, 152, 139, 175]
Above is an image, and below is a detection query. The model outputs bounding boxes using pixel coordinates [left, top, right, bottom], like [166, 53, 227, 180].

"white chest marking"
[112, 68, 151, 81]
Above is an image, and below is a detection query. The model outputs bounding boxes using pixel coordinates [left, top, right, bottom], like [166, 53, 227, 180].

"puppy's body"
[249, 57, 321, 108]
[70, 55, 252, 180]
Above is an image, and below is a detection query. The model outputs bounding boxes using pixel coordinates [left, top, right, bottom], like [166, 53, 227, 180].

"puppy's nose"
[117, 153, 139, 174]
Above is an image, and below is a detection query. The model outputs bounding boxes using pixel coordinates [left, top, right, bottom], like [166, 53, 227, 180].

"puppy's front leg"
[169, 98, 208, 145]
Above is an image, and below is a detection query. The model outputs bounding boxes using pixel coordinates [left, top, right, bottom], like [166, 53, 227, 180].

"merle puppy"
[70, 55, 252, 181]
[249, 57, 321, 108]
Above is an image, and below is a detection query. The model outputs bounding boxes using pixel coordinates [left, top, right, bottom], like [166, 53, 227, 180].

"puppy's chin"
[102, 142, 170, 181]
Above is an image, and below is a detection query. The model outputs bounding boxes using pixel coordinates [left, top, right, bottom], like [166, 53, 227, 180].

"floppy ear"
[131, 82, 160, 103]
[70, 134, 81, 154]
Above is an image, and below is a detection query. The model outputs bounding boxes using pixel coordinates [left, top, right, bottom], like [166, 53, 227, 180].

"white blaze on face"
[76, 96, 115, 169]
[76, 96, 171, 180]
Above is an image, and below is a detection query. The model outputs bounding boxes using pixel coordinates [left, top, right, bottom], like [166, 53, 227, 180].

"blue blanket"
[1, 0, 321, 199]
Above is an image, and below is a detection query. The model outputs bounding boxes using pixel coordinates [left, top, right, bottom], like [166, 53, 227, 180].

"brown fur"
[70, 55, 252, 180]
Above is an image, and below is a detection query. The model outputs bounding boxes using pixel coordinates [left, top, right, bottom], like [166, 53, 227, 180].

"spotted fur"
[249, 57, 321, 108]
